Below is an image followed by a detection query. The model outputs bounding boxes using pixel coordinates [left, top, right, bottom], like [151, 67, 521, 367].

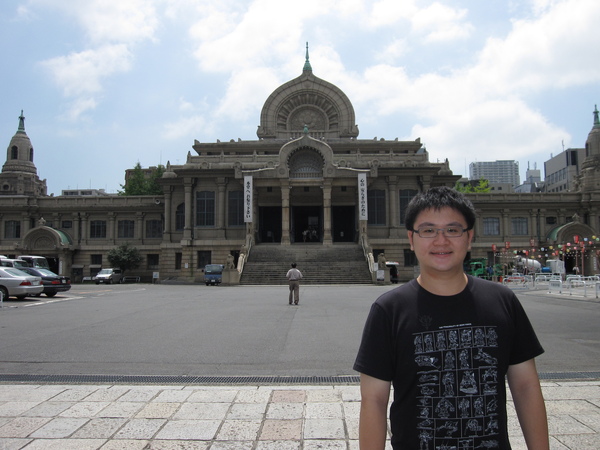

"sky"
[1, 0, 599, 195]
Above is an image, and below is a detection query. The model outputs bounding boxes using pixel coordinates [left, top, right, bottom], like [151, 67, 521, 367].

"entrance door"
[259, 206, 282, 242]
[292, 206, 322, 243]
[332, 206, 356, 242]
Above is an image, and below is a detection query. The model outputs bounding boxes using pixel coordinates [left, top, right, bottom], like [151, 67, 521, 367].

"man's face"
[408, 207, 473, 276]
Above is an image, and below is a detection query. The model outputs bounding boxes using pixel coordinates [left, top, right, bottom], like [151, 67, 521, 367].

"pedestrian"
[286, 262, 303, 305]
[354, 186, 548, 449]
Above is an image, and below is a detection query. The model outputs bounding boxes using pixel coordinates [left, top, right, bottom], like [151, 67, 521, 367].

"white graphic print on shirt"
[414, 323, 500, 449]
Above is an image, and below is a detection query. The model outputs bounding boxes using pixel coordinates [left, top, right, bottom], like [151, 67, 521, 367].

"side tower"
[0, 111, 47, 196]
[579, 105, 600, 192]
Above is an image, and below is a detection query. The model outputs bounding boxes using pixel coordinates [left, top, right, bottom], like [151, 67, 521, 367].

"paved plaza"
[0, 283, 599, 448]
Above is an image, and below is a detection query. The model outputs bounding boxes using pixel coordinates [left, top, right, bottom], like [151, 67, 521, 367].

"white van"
[18, 255, 50, 269]
[95, 268, 123, 284]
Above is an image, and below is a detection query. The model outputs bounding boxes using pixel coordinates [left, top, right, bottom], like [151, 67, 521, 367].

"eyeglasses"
[414, 226, 469, 238]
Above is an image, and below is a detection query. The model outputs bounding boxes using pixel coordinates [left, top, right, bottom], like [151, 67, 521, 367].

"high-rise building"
[544, 148, 586, 193]
[469, 160, 520, 186]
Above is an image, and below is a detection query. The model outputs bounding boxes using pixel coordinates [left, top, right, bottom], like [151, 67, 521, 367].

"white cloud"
[41, 44, 132, 95]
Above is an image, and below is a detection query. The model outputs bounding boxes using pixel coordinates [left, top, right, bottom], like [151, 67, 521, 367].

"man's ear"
[467, 229, 474, 250]
[408, 230, 415, 251]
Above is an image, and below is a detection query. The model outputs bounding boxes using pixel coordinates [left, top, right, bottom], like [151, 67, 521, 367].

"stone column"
[80, 213, 88, 245]
[281, 184, 290, 245]
[136, 212, 145, 243]
[107, 212, 115, 244]
[183, 178, 194, 243]
[163, 187, 172, 243]
[322, 182, 332, 245]
[388, 176, 399, 238]
[216, 177, 227, 238]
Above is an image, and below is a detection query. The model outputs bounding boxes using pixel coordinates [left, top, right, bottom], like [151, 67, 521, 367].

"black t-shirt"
[354, 276, 544, 449]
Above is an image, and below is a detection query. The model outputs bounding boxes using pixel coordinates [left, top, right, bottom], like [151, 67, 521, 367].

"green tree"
[455, 178, 491, 193]
[107, 243, 143, 274]
[119, 162, 165, 195]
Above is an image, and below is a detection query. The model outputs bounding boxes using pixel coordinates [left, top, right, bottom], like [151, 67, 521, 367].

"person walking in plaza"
[354, 186, 548, 449]
[286, 262, 303, 305]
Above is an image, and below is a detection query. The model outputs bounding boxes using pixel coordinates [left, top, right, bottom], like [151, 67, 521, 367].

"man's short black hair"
[404, 186, 476, 231]
[291, 263, 297, 268]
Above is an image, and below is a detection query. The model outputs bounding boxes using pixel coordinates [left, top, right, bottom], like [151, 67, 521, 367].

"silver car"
[0, 267, 44, 300]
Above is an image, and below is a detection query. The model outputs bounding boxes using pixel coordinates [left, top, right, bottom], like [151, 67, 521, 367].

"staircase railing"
[236, 233, 254, 274]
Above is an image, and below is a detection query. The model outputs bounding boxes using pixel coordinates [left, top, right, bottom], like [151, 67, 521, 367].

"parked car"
[0, 267, 43, 299]
[95, 268, 123, 284]
[0, 258, 29, 268]
[17, 267, 71, 297]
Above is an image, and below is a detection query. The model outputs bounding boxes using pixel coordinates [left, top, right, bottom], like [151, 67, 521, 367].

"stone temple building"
[1, 49, 600, 283]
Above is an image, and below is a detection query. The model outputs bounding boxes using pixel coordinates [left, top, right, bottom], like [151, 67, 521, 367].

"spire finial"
[303, 42, 312, 73]
[594, 104, 600, 128]
[18, 110, 25, 133]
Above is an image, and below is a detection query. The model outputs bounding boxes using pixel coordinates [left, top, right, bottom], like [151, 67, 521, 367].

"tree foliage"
[119, 162, 165, 195]
[455, 178, 491, 193]
[107, 243, 143, 274]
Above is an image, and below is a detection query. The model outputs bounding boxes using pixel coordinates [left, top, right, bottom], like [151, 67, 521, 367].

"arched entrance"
[19, 226, 73, 275]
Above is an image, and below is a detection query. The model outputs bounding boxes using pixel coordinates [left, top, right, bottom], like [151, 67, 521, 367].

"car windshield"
[98, 269, 111, 274]
[3, 268, 31, 277]
[205, 265, 223, 274]
[35, 269, 58, 276]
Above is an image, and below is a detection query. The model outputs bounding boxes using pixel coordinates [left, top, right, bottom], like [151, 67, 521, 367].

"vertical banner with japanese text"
[244, 176, 253, 223]
[358, 172, 368, 220]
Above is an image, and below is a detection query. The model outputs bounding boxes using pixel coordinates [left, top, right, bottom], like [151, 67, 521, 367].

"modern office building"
[469, 160, 520, 186]
[544, 148, 586, 193]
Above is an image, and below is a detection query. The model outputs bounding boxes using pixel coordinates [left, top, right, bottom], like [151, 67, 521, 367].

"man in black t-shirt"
[354, 187, 548, 449]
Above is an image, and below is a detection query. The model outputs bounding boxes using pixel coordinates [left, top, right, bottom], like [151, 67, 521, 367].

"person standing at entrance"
[354, 186, 548, 449]
[286, 263, 303, 305]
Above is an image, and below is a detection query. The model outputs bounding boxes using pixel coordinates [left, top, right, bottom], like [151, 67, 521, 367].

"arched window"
[29, 148, 34, 162]
[288, 148, 323, 179]
[11, 146, 18, 159]
[175, 203, 185, 231]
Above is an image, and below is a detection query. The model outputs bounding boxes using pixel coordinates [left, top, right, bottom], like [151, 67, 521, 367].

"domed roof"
[2, 111, 37, 175]
[257, 44, 359, 140]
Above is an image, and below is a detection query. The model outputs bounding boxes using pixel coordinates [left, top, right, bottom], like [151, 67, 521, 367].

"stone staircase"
[240, 243, 373, 285]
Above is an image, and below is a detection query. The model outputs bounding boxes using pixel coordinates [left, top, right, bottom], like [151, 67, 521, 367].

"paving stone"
[303, 440, 347, 449]
[547, 414, 597, 435]
[135, 402, 180, 419]
[59, 401, 111, 418]
[554, 434, 600, 449]
[0, 438, 33, 450]
[83, 387, 130, 402]
[0, 417, 51, 438]
[71, 417, 128, 438]
[0, 402, 40, 416]
[112, 418, 166, 439]
[186, 390, 238, 403]
[98, 439, 149, 449]
[271, 390, 306, 403]
[116, 389, 161, 403]
[50, 388, 100, 402]
[153, 390, 192, 403]
[21, 401, 74, 417]
[97, 401, 144, 418]
[303, 418, 345, 440]
[234, 390, 271, 404]
[305, 402, 343, 419]
[259, 419, 302, 440]
[172, 402, 230, 420]
[146, 440, 210, 449]
[306, 389, 341, 402]
[154, 419, 221, 440]
[255, 441, 301, 450]
[28, 417, 88, 438]
[226, 402, 267, 419]
[216, 419, 262, 441]
[266, 402, 304, 419]
[21, 438, 107, 449]
[209, 442, 254, 450]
